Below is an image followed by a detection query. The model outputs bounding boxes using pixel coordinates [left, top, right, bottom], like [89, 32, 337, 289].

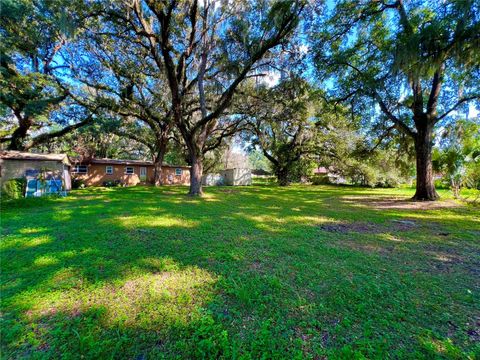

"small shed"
[220, 168, 252, 186]
[0, 151, 72, 194]
[202, 173, 225, 186]
[202, 168, 252, 186]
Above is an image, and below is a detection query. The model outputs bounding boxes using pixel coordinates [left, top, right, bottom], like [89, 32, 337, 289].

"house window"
[125, 167, 134, 175]
[106, 166, 113, 175]
[72, 165, 88, 174]
[175, 168, 182, 176]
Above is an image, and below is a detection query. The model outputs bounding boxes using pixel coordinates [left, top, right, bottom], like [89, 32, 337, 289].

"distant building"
[313, 167, 329, 175]
[220, 168, 252, 186]
[311, 166, 347, 184]
[203, 168, 252, 186]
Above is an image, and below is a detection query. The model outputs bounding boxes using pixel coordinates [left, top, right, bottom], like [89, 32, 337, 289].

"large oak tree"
[103, 0, 305, 195]
[315, 0, 480, 200]
[240, 77, 319, 185]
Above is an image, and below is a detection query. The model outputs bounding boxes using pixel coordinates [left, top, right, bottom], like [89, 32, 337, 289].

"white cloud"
[468, 104, 479, 118]
[299, 44, 309, 54]
[262, 71, 280, 88]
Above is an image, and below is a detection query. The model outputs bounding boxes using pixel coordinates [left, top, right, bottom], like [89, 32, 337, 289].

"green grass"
[1, 185, 479, 359]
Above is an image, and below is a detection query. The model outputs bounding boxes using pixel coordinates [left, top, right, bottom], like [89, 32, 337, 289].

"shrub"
[346, 164, 378, 187]
[189, 311, 230, 359]
[339, 160, 411, 188]
[375, 173, 402, 188]
[311, 174, 331, 185]
[1, 178, 26, 199]
[72, 178, 85, 189]
[434, 179, 449, 190]
[465, 162, 480, 189]
[102, 180, 123, 187]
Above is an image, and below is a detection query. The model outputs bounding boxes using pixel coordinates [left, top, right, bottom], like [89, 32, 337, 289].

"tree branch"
[24, 115, 95, 150]
[373, 91, 416, 137]
[436, 95, 480, 123]
[191, 2, 304, 134]
[426, 67, 444, 116]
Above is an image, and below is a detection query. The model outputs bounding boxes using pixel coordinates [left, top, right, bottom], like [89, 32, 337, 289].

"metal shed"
[202, 168, 252, 186]
[219, 168, 252, 186]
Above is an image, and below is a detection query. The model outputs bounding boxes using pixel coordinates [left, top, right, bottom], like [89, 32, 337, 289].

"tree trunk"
[7, 133, 26, 151]
[451, 177, 460, 199]
[189, 156, 204, 196]
[277, 168, 289, 186]
[153, 161, 163, 186]
[8, 115, 31, 151]
[412, 123, 439, 201]
[189, 31, 208, 197]
[152, 143, 167, 186]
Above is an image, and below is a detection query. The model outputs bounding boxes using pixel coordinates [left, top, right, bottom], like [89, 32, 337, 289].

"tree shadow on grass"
[1, 185, 479, 358]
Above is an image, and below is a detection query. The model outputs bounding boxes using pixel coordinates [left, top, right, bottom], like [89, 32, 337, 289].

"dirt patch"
[248, 260, 262, 271]
[413, 240, 480, 274]
[319, 222, 380, 234]
[341, 196, 461, 210]
[390, 220, 419, 231]
[466, 317, 480, 342]
[431, 256, 480, 275]
[427, 251, 465, 273]
[342, 241, 396, 256]
[319, 219, 419, 234]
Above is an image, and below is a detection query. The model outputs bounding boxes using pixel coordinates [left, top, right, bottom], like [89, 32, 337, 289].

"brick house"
[71, 158, 190, 186]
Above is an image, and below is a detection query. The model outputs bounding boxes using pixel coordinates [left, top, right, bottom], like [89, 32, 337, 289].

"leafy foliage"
[248, 150, 272, 174]
[434, 118, 480, 198]
[240, 77, 319, 185]
[1, 177, 26, 199]
[0, 0, 93, 150]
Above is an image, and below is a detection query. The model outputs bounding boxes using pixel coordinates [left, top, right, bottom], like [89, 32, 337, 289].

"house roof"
[89, 158, 154, 166]
[0, 151, 71, 165]
[313, 167, 329, 174]
[77, 157, 190, 168]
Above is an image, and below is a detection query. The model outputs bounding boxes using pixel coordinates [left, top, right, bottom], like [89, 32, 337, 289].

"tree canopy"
[239, 77, 319, 185]
[0, 0, 95, 150]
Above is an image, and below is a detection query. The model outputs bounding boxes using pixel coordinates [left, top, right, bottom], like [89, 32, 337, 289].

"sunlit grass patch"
[1, 234, 53, 250]
[115, 215, 198, 229]
[33, 255, 59, 267]
[21, 267, 217, 330]
[18, 227, 49, 235]
[419, 333, 467, 359]
[138, 257, 181, 273]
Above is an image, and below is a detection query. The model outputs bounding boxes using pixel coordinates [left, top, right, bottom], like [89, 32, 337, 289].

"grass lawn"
[1, 184, 479, 359]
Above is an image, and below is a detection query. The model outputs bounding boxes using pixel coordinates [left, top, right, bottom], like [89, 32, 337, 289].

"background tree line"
[1, 0, 479, 200]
